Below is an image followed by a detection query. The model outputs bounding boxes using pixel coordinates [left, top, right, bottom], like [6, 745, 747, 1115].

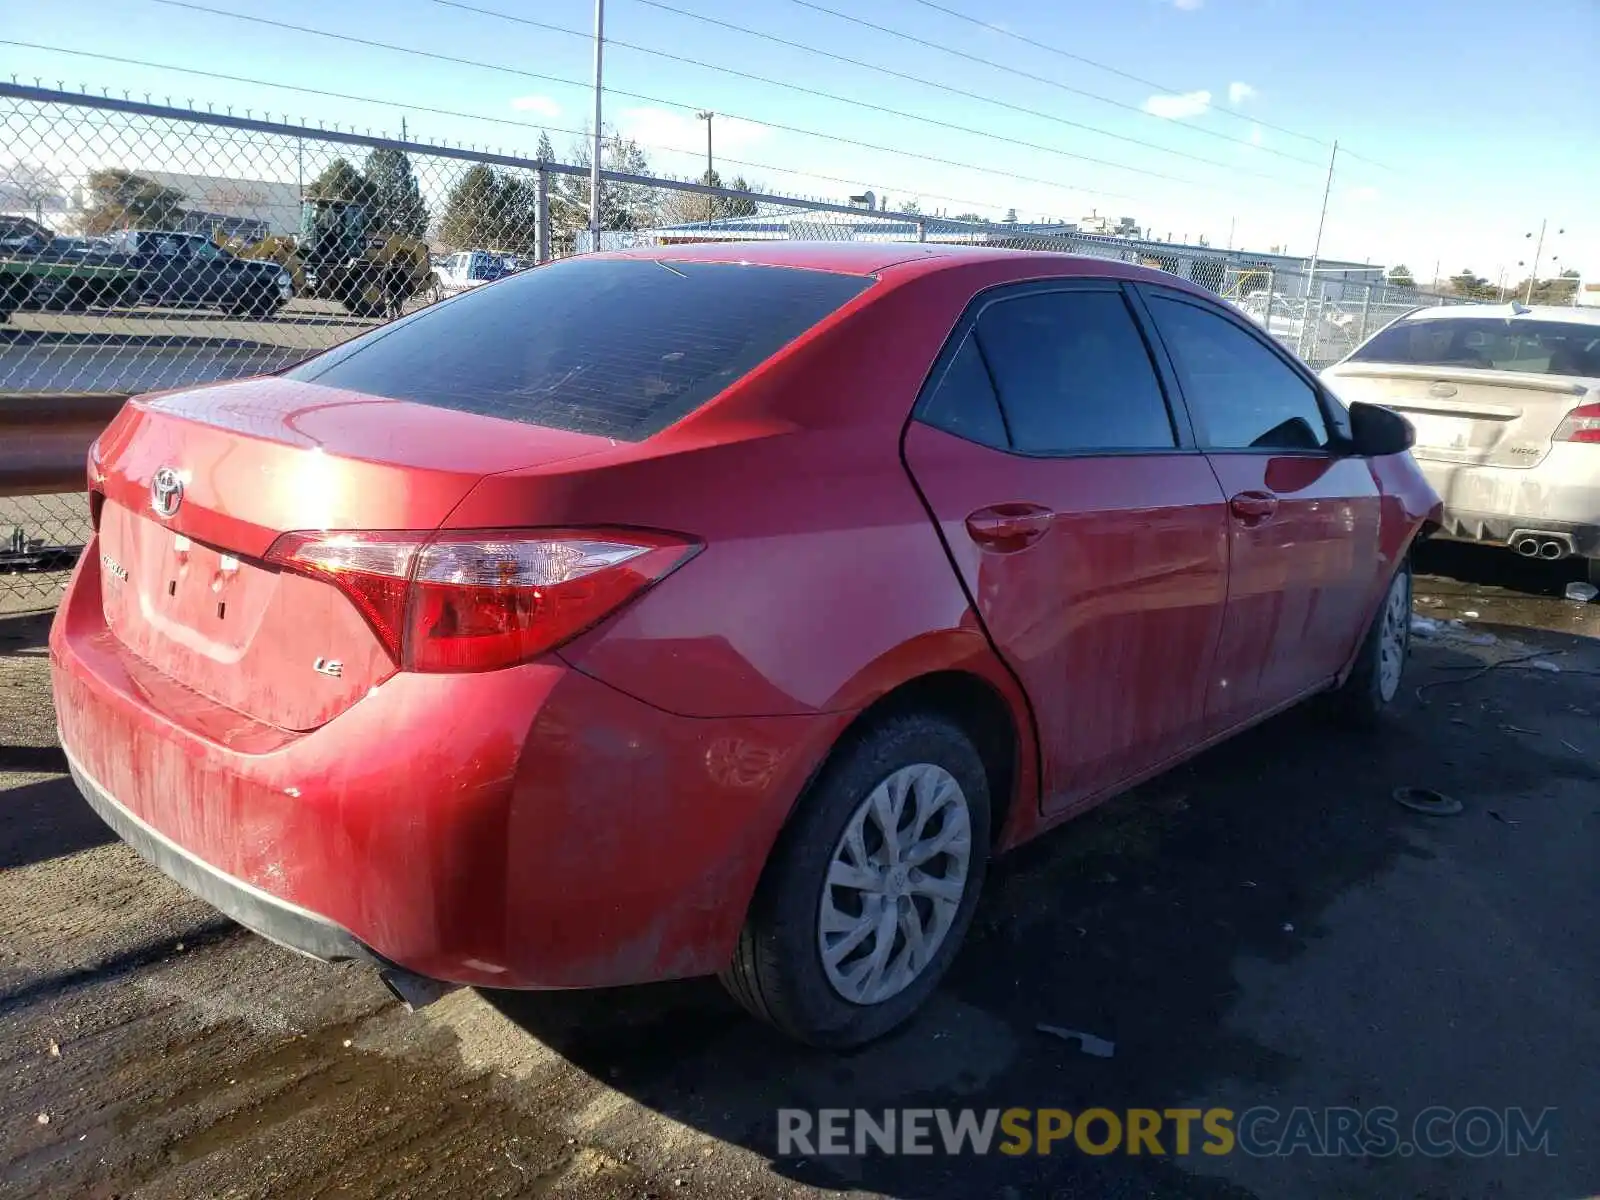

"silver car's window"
[1352, 318, 1600, 376]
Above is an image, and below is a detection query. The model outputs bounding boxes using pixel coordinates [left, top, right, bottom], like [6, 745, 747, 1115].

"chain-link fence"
[3, 83, 1461, 611]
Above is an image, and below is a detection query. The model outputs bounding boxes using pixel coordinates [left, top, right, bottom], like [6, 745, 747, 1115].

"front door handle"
[965, 503, 1055, 553]
[1228, 490, 1279, 525]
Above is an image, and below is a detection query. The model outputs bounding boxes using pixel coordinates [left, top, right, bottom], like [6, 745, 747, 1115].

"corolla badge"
[150, 467, 184, 518]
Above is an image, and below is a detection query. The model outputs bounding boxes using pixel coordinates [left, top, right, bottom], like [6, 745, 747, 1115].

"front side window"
[972, 289, 1176, 454]
[1148, 296, 1330, 451]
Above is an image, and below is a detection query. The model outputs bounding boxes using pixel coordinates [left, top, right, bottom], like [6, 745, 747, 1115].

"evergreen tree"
[362, 148, 429, 237]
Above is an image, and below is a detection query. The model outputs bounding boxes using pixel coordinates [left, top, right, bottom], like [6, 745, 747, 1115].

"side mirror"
[1346, 401, 1414, 457]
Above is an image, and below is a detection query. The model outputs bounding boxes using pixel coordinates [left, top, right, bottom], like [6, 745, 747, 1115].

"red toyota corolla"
[50, 243, 1440, 1047]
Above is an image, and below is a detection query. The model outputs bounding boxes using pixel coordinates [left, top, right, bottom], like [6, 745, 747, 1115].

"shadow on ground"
[1415, 539, 1590, 598]
[0, 775, 102, 870]
[483, 637, 1598, 1198]
[0, 613, 52, 657]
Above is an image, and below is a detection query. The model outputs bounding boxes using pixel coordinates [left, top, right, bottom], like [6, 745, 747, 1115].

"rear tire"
[1327, 558, 1412, 726]
[720, 713, 990, 1049]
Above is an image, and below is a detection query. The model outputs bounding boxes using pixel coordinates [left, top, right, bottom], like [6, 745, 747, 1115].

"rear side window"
[918, 334, 1009, 448]
[973, 290, 1177, 453]
[287, 258, 874, 441]
[1148, 296, 1329, 451]
[1351, 317, 1600, 376]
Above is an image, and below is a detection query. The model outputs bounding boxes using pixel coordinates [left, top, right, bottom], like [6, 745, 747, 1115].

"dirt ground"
[2, 542, 1597, 1200]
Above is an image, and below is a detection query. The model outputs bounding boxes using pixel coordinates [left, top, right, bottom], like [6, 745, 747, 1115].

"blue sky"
[4, 0, 1596, 280]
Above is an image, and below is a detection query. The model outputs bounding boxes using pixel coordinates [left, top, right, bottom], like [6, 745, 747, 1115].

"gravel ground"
[2, 543, 1597, 1200]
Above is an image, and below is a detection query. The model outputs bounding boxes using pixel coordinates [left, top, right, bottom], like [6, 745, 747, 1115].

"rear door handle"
[965, 503, 1055, 553]
[1228, 490, 1279, 525]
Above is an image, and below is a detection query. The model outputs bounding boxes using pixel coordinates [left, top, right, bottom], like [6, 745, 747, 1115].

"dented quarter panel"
[53, 545, 845, 988]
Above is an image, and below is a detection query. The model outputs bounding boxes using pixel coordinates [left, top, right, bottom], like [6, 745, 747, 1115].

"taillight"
[265, 528, 699, 672]
[87, 439, 105, 531]
[1554, 402, 1600, 444]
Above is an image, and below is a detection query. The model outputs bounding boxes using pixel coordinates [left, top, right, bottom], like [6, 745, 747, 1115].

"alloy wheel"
[817, 762, 973, 1006]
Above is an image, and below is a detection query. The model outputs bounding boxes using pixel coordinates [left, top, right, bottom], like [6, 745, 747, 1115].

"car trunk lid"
[92, 376, 611, 730]
[1323, 363, 1594, 468]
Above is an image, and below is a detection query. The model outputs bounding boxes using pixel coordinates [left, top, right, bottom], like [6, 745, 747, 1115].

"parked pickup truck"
[100, 230, 293, 317]
[428, 249, 515, 300]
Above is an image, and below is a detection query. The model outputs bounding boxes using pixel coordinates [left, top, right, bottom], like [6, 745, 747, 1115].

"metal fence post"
[1358, 280, 1373, 344]
[535, 165, 551, 264]
[916, 219, 927, 243]
[1264, 269, 1276, 332]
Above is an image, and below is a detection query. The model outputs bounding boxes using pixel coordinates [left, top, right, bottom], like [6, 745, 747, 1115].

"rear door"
[902, 281, 1230, 815]
[1140, 286, 1383, 729]
[143, 233, 195, 305]
[187, 238, 241, 307]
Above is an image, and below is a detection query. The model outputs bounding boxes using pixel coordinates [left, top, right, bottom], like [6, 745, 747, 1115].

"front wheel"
[720, 713, 990, 1048]
[1327, 558, 1412, 725]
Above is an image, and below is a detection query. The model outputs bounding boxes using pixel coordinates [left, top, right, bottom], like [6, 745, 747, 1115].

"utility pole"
[1300, 139, 1337, 357]
[697, 110, 715, 226]
[401, 116, 407, 142]
[589, 0, 605, 251]
[1227, 215, 1236, 251]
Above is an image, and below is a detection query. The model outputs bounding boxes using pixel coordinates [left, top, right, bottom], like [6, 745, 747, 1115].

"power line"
[784, 0, 1324, 166]
[475, 0, 1310, 182]
[433, 0, 1262, 191]
[0, 40, 1082, 222]
[902, 0, 1329, 149]
[903, 0, 1398, 172]
[92, 7, 1172, 208]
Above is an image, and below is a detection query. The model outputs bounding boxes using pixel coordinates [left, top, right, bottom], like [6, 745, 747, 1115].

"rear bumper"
[51, 542, 845, 989]
[1415, 454, 1600, 557]
[65, 749, 379, 965]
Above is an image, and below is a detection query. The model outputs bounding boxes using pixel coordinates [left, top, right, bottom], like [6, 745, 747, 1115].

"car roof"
[600, 239, 1167, 281]
[1401, 302, 1600, 327]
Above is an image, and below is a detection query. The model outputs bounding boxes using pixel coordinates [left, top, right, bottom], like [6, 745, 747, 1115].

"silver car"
[1322, 303, 1600, 586]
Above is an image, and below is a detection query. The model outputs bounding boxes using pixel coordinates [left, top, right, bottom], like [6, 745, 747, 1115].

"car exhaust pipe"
[1509, 530, 1573, 559]
[379, 967, 459, 1012]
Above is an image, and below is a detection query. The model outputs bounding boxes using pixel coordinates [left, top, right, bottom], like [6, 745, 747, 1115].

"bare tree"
[0, 160, 64, 224]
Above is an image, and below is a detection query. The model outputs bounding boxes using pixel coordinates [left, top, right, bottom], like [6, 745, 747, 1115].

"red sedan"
[50, 243, 1439, 1047]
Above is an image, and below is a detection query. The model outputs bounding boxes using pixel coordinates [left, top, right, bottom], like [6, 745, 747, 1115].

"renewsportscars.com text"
[777, 1106, 1557, 1158]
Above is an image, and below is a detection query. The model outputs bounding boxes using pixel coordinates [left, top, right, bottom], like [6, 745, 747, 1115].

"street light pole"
[588, 0, 605, 251]
[697, 110, 714, 226]
[1524, 219, 1547, 305]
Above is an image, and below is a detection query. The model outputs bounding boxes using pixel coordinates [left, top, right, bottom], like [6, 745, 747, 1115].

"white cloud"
[1168, 0, 1204, 10]
[1228, 81, 1256, 106]
[1349, 185, 1380, 203]
[1143, 90, 1212, 120]
[1250, 125, 1263, 146]
[510, 95, 562, 118]
[616, 107, 770, 159]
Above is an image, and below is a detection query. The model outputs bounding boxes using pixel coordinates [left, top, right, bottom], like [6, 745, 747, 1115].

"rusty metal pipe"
[0, 393, 128, 497]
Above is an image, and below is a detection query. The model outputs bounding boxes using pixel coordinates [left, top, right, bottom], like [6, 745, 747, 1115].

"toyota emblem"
[150, 467, 184, 518]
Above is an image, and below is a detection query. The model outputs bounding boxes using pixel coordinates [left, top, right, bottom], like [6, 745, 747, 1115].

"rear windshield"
[286, 257, 874, 440]
[1351, 317, 1600, 376]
